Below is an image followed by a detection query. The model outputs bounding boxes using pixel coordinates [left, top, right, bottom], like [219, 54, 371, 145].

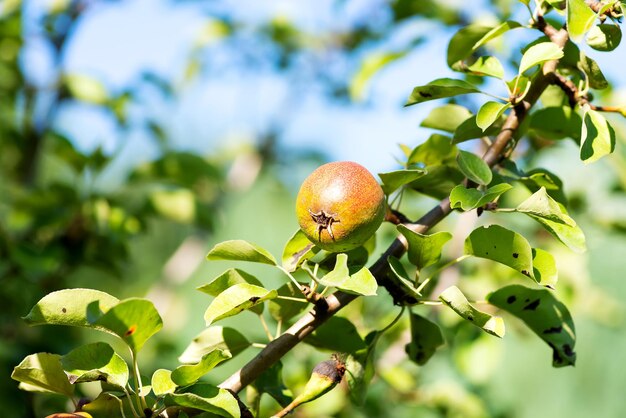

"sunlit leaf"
[179, 326, 251, 364]
[378, 169, 427, 195]
[405, 312, 445, 364]
[61, 342, 128, 388]
[449, 183, 512, 211]
[578, 52, 609, 90]
[488, 285, 576, 367]
[319, 254, 377, 296]
[580, 107, 616, 164]
[439, 286, 505, 337]
[164, 383, 241, 417]
[420, 104, 473, 132]
[456, 150, 492, 185]
[472, 21, 523, 51]
[477, 101, 512, 132]
[152, 369, 177, 396]
[467, 56, 505, 79]
[526, 213, 587, 253]
[63, 74, 108, 104]
[82, 392, 133, 418]
[23, 289, 119, 329]
[206, 240, 277, 265]
[452, 115, 502, 144]
[447, 24, 493, 69]
[397, 225, 452, 270]
[464, 225, 534, 279]
[171, 349, 231, 387]
[405, 78, 480, 106]
[567, 0, 597, 42]
[92, 298, 163, 353]
[204, 284, 277, 326]
[11, 353, 73, 396]
[282, 229, 320, 272]
[408, 134, 457, 166]
[350, 51, 407, 101]
[587, 24, 622, 51]
[516, 187, 576, 225]
[197, 269, 265, 315]
[532, 248, 558, 288]
[387, 256, 422, 302]
[519, 42, 564, 74]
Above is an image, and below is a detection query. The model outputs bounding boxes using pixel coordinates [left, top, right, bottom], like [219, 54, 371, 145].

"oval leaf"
[476, 101, 511, 132]
[516, 187, 576, 225]
[464, 225, 534, 279]
[282, 229, 320, 272]
[92, 298, 163, 353]
[206, 240, 277, 265]
[532, 248, 558, 288]
[525, 213, 587, 253]
[439, 286, 505, 337]
[453, 115, 502, 144]
[179, 326, 251, 364]
[197, 269, 265, 315]
[387, 256, 422, 302]
[152, 369, 177, 396]
[488, 285, 576, 367]
[420, 104, 473, 133]
[405, 78, 480, 106]
[23, 289, 119, 329]
[397, 225, 452, 271]
[171, 349, 232, 387]
[11, 353, 74, 396]
[519, 42, 564, 74]
[405, 312, 445, 365]
[61, 342, 129, 388]
[467, 56, 505, 79]
[587, 24, 622, 51]
[378, 169, 427, 195]
[450, 183, 512, 211]
[456, 150, 493, 185]
[319, 254, 377, 296]
[204, 283, 277, 326]
[567, 0, 597, 42]
[164, 383, 241, 418]
[580, 107, 616, 164]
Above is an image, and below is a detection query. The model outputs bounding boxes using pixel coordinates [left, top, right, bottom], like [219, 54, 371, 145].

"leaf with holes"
[405, 78, 480, 106]
[580, 108, 616, 164]
[567, 0, 597, 42]
[477, 101, 511, 132]
[204, 284, 277, 326]
[464, 225, 534, 279]
[398, 225, 452, 271]
[61, 342, 128, 389]
[519, 42, 564, 74]
[405, 312, 445, 365]
[457, 150, 493, 185]
[206, 240, 277, 265]
[282, 229, 320, 272]
[90, 298, 163, 353]
[439, 286, 505, 337]
[450, 183, 512, 211]
[171, 349, 231, 387]
[488, 285, 576, 367]
[164, 383, 241, 417]
[179, 326, 250, 364]
[11, 353, 74, 396]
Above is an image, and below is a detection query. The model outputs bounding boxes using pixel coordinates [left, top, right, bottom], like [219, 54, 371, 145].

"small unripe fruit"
[296, 161, 385, 252]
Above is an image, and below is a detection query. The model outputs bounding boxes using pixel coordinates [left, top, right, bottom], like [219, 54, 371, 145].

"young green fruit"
[296, 161, 385, 252]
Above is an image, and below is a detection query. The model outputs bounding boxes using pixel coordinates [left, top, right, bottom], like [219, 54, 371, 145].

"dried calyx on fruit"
[296, 161, 385, 252]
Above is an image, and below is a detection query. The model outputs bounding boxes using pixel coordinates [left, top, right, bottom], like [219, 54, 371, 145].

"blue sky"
[26, 0, 626, 175]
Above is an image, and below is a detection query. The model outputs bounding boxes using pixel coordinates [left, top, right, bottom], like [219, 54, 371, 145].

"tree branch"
[219, 22, 570, 396]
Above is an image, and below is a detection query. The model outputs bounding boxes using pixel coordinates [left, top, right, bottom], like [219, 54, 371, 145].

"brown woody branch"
[218, 23, 570, 396]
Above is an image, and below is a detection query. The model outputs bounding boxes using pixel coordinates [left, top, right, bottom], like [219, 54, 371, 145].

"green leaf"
[179, 326, 251, 364]
[206, 240, 277, 265]
[476, 101, 512, 132]
[408, 133, 457, 166]
[453, 115, 502, 144]
[164, 383, 241, 417]
[488, 285, 576, 366]
[397, 225, 452, 270]
[567, 0, 597, 42]
[516, 187, 576, 225]
[197, 269, 265, 314]
[319, 254, 378, 296]
[204, 283, 277, 326]
[472, 21, 523, 51]
[587, 24, 622, 51]
[305, 316, 367, 353]
[529, 106, 582, 140]
[405, 78, 480, 106]
[464, 225, 534, 279]
[269, 281, 309, 321]
[519, 168, 568, 205]
[252, 361, 293, 407]
[467, 56, 505, 79]
[456, 150, 493, 185]
[61, 342, 129, 388]
[578, 51, 608, 89]
[64, 73, 108, 104]
[447, 24, 493, 69]
[420, 104, 473, 132]
[507, 75, 531, 101]
[92, 298, 163, 353]
[350, 51, 407, 101]
[152, 369, 177, 396]
[439, 286, 505, 337]
[532, 248, 558, 288]
[387, 256, 422, 302]
[405, 312, 445, 364]
[23, 288, 119, 329]
[171, 349, 232, 387]
[11, 353, 73, 396]
[82, 392, 134, 418]
[449, 183, 513, 211]
[526, 214, 587, 253]
[409, 165, 465, 199]
[519, 42, 564, 74]
[580, 107, 616, 163]
[282, 229, 320, 272]
[346, 331, 379, 405]
[378, 169, 427, 195]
